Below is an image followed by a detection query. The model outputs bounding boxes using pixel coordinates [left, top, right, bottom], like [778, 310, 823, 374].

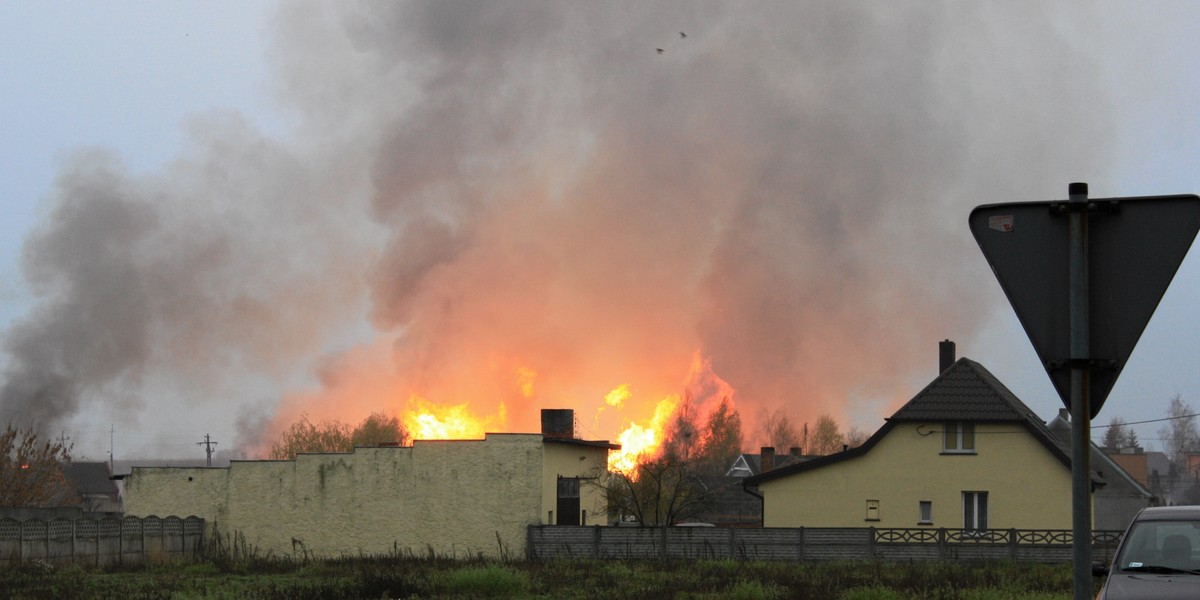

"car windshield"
[1115, 519, 1200, 574]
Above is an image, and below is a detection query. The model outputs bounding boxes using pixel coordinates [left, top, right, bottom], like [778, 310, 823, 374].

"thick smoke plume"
[1, 2, 1113, 454]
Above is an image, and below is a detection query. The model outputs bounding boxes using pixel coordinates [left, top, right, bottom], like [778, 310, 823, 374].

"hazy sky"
[3, 2, 1200, 462]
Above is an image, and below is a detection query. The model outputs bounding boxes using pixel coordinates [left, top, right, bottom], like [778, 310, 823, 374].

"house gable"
[743, 356, 1082, 529]
[726, 454, 757, 478]
[745, 357, 1073, 488]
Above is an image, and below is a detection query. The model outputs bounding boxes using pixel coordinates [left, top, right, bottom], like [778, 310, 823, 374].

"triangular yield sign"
[970, 194, 1200, 417]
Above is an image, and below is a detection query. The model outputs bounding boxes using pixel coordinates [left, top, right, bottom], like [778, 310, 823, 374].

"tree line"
[0, 400, 864, 512]
[1103, 394, 1200, 504]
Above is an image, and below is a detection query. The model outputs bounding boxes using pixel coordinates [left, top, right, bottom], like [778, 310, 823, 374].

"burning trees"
[596, 395, 746, 525]
[598, 449, 712, 526]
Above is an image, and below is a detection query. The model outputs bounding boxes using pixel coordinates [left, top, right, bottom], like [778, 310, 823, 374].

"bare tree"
[350, 412, 409, 447]
[0, 423, 73, 507]
[808, 414, 845, 456]
[597, 452, 712, 526]
[844, 426, 870, 449]
[695, 397, 743, 475]
[760, 407, 800, 452]
[662, 392, 699, 461]
[1158, 395, 1200, 474]
[1102, 416, 1138, 452]
[270, 412, 410, 459]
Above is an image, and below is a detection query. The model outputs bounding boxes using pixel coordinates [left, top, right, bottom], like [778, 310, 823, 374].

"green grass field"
[0, 556, 1095, 599]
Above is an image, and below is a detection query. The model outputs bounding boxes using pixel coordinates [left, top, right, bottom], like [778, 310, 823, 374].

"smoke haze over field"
[1, 2, 1119, 455]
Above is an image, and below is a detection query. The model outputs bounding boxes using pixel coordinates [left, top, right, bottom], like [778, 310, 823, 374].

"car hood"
[1102, 572, 1200, 599]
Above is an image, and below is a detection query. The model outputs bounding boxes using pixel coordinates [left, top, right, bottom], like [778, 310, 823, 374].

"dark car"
[1096, 506, 1200, 599]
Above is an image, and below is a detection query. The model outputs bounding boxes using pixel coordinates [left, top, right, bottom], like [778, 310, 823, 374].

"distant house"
[1104, 447, 1170, 502]
[726, 447, 806, 478]
[123, 409, 619, 558]
[1044, 410, 1156, 530]
[698, 449, 808, 527]
[62, 462, 122, 513]
[743, 340, 1152, 531]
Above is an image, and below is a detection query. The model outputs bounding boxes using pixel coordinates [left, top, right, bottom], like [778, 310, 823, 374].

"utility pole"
[198, 434, 218, 467]
[109, 425, 115, 471]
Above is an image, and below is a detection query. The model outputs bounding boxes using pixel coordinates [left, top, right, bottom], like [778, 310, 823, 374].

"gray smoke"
[2, 2, 1115, 449]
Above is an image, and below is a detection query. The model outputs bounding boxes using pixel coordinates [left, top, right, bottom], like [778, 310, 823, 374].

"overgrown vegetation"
[269, 412, 408, 460]
[0, 555, 1094, 599]
[0, 423, 73, 507]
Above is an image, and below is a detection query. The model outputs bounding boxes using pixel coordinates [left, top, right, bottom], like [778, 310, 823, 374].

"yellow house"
[744, 342, 1091, 531]
[123, 409, 617, 558]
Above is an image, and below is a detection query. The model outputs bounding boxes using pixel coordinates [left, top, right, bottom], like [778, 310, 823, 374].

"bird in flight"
[657, 48, 664, 54]
[680, 32, 687, 38]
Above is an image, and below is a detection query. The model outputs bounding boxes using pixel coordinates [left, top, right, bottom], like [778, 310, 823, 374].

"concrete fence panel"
[0, 515, 204, 566]
[528, 525, 1123, 564]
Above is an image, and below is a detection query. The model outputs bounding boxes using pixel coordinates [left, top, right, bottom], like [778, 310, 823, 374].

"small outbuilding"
[123, 409, 618, 558]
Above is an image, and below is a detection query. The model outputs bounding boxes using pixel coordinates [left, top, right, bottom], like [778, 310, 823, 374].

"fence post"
[938, 527, 946, 560]
[867, 527, 876, 561]
[594, 525, 601, 558]
[660, 526, 668, 560]
[798, 526, 805, 561]
[1009, 529, 1018, 561]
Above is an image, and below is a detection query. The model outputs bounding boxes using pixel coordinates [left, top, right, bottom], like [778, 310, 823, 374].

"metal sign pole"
[1068, 182, 1092, 600]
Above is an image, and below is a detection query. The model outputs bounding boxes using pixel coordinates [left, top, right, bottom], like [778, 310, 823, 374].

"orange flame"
[607, 394, 680, 475]
[516, 367, 537, 398]
[403, 396, 494, 440]
[604, 384, 630, 408]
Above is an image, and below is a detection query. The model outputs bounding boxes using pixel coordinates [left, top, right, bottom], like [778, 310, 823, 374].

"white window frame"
[918, 500, 933, 525]
[865, 499, 880, 522]
[963, 491, 988, 532]
[942, 422, 976, 454]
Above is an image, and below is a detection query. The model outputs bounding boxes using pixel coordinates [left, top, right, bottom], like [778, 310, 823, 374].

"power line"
[1092, 412, 1200, 429]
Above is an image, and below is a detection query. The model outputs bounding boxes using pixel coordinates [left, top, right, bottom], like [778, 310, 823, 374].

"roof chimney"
[760, 447, 775, 473]
[939, 339, 956, 374]
[541, 409, 575, 438]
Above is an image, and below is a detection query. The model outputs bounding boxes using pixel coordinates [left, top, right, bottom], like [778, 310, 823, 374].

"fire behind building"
[123, 409, 618, 558]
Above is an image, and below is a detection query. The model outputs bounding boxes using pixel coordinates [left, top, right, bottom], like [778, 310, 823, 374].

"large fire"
[400, 384, 682, 475]
[402, 396, 495, 440]
[265, 348, 738, 477]
[607, 393, 680, 474]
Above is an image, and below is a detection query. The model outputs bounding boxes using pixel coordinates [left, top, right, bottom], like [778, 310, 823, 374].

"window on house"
[943, 422, 976, 453]
[963, 491, 988, 531]
[918, 501, 932, 525]
[865, 499, 880, 522]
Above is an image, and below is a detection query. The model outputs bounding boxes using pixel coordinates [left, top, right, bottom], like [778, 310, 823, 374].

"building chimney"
[939, 339, 956, 374]
[540, 409, 575, 438]
[761, 447, 775, 473]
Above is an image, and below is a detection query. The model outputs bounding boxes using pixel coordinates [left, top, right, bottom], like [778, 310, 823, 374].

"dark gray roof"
[728, 452, 807, 477]
[62, 462, 118, 497]
[745, 356, 1078, 487]
[888, 358, 1041, 423]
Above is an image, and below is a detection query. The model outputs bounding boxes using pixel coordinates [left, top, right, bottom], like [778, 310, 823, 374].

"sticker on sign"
[988, 215, 1013, 232]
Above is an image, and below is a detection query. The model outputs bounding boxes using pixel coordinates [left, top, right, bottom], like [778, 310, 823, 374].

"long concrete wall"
[0, 515, 204, 566]
[124, 434, 610, 559]
[528, 525, 1124, 564]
